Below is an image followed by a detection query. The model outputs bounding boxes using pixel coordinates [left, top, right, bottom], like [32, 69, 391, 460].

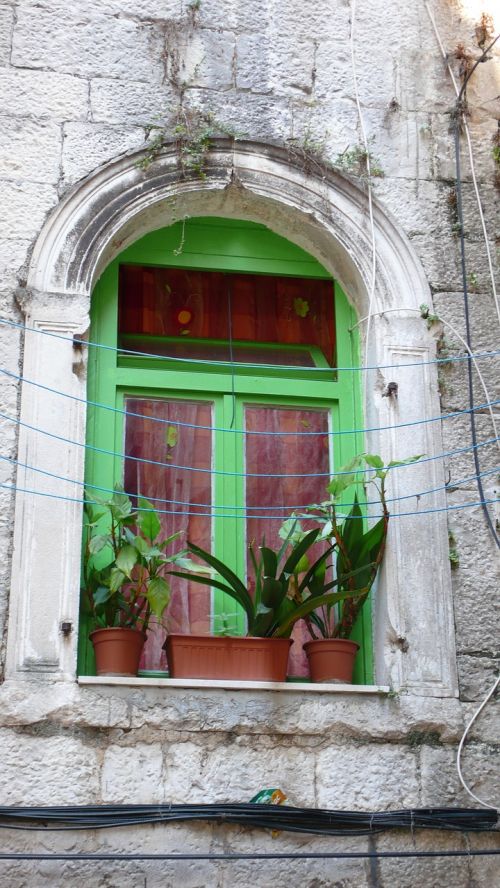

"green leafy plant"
[82, 486, 194, 633]
[290, 453, 422, 640]
[169, 525, 370, 638]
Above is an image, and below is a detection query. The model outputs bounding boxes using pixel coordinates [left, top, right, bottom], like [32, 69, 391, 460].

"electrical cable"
[453, 41, 500, 551]
[456, 675, 500, 811]
[0, 802, 495, 835]
[423, 2, 500, 325]
[1, 315, 498, 372]
[0, 850, 499, 861]
[350, 307, 500, 452]
[2, 451, 497, 513]
[1, 480, 498, 521]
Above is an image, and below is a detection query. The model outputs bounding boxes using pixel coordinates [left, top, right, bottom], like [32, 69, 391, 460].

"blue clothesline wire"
[1, 480, 498, 521]
[1, 315, 499, 373]
[1, 451, 497, 512]
[0, 366, 498, 444]
[0, 401, 498, 478]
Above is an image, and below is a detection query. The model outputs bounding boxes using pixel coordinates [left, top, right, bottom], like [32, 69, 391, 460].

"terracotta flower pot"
[304, 638, 359, 683]
[90, 627, 146, 676]
[165, 634, 292, 681]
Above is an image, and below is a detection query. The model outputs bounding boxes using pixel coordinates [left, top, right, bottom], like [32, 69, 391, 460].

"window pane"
[124, 398, 213, 671]
[119, 266, 335, 366]
[245, 406, 331, 676]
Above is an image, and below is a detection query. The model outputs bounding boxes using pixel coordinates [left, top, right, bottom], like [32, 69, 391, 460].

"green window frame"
[79, 218, 371, 682]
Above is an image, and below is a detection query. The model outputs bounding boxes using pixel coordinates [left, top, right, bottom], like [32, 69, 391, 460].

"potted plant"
[82, 485, 189, 676]
[165, 526, 370, 681]
[295, 453, 421, 682]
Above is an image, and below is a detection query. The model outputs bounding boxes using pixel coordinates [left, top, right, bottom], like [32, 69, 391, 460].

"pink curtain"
[245, 406, 330, 676]
[124, 398, 212, 670]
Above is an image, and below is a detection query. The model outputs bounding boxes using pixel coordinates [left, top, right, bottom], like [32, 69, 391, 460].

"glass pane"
[119, 266, 335, 366]
[245, 406, 331, 677]
[124, 398, 212, 671]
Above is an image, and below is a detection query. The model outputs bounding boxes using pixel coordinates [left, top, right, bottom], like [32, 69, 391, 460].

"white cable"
[456, 675, 500, 811]
[424, 1, 500, 326]
[351, 307, 500, 450]
[349, 0, 378, 378]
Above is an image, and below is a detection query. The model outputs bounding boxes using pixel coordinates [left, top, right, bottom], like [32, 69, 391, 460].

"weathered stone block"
[101, 742, 165, 803]
[61, 122, 145, 185]
[90, 79, 176, 126]
[236, 34, 272, 93]
[457, 654, 499, 701]
[167, 735, 317, 805]
[316, 743, 419, 809]
[184, 29, 235, 91]
[12, 7, 164, 81]
[0, 180, 57, 239]
[0, 728, 100, 804]
[0, 117, 62, 184]
[0, 238, 31, 289]
[0, 4, 14, 65]
[0, 69, 89, 121]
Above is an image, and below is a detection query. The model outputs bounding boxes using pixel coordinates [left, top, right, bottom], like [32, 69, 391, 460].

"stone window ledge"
[79, 676, 391, 694]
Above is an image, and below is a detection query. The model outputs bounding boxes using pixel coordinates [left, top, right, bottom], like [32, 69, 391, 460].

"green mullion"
[78, 262, 121, 676]
[334, 283, 372, 684]
[213, 396, 246, 636]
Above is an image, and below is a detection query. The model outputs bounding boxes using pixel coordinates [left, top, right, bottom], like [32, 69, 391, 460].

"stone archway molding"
[7, 140, 457, 697]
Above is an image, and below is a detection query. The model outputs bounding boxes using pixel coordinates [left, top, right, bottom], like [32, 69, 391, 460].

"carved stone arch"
[8, 140, 457, 697]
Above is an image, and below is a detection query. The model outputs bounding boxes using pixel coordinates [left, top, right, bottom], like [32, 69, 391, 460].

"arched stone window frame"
[6, 141, 458, 697]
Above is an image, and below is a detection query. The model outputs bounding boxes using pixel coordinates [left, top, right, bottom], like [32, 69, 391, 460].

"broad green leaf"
[137, 498, 161, 542]
[261, 576, 285, 609]
[260, 546, 278, 579]
[116, 544, 138, 578]
[364, 453, 384, 469]
[387, 455, 423, 468]
[133, 535, 150, 555]
[282, 528, 319, 577]
[146, 576, 171, 619]
[109, 568, 127, 593]
[93, 585, 113, 606]
[88, 534, 110, 555]
[274, 587, 369, 637]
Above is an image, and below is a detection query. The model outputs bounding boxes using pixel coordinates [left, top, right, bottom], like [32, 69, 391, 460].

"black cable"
[453, 32, 500, 551]
[0, 850, 499, 861]
[0, 804, 496, 835]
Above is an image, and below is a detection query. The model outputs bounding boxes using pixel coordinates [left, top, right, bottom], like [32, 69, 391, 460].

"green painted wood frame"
[79, 217, 371, 682]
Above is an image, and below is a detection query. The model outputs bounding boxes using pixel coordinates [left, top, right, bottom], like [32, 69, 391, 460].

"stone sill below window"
[79, 676, 390, 694]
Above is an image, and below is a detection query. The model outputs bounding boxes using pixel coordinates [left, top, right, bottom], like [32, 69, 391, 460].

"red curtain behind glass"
[119, 266, 335, 366]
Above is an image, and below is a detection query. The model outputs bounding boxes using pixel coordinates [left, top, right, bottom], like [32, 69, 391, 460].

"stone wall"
[0, 1, 498, 885]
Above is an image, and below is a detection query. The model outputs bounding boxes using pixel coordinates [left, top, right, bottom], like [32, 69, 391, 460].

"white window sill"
[78, 676, 390, 694]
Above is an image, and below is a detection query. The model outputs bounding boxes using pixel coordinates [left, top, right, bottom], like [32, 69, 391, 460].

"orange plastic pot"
[304, 638, 359, 683]
[165, 634, 292, 681]
[90, 627, 146, 676]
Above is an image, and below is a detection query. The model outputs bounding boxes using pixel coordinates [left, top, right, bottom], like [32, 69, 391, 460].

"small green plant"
[420, 303, 440, 329]
[448, 530, 460, 569]
[288, 453, 422, 640]
[138, 106, 243, 177]
[82, 486, 194, 633]
[170, 525, 369, 638]
[334, 144, 384, 179]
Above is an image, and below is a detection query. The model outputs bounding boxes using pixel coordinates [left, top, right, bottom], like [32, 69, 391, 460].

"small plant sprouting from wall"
[448, 530, 460, 569]
[334, 144, 384, 180]
[139, 106, 242, 177]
